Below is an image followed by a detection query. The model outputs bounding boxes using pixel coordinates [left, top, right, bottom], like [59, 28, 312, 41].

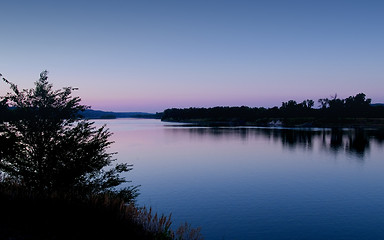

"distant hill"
[80, 109, 162, 119]
[371, 103, 384, 107]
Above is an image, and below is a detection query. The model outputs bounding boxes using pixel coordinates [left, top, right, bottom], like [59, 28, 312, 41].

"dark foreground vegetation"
[0, 72, 202, 240]
[0, 183, 159, 240]
[0, 182, 203, 240]
[162, 94, 384, 128]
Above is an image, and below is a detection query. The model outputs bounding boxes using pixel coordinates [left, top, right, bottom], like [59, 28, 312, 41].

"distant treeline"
[79, 109, 162, 119]
[161, 93, 384, 127]
[0, 107, 162, 122]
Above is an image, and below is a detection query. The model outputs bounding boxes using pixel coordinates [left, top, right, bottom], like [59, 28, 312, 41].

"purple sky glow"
[1, 1, 383, 113]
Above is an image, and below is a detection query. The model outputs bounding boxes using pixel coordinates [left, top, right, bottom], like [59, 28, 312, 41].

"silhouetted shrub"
[0, 71, 137, 202]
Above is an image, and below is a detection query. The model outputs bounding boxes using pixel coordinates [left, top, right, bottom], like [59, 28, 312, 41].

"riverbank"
[0, 183, 202, 240]
[160, 95, 384, 129]
[0, 187, 154, 239]
[162, 117, 384, 129]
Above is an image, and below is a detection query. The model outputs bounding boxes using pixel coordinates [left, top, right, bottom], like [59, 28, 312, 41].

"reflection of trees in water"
[330, 128, 343, 150]
[185, 127, 250, 140]
[346, 129, 370, 156]
[261, 128, 374, 157]
[166, 127, 384, 158]
[370, 129, 384, 143]
[322, 128, 370, 158]
[278, 129, 318, 149]
[274, 128, 380, 158]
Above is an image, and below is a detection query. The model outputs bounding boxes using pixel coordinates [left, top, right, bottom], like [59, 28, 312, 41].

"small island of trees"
[161, 93, 384, 128]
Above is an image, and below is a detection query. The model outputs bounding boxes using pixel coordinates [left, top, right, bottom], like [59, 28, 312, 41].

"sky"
[1, 0, 383, 113]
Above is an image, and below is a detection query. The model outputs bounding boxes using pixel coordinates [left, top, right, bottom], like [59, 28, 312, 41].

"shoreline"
[161, 117, 384, 129]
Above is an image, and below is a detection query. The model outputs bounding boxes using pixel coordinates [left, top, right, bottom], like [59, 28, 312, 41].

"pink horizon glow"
[82, 93, 384, 113]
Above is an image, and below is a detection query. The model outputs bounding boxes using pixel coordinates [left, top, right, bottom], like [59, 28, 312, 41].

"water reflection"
[96, 120, 384, 240]
[165, 127, 384, 159]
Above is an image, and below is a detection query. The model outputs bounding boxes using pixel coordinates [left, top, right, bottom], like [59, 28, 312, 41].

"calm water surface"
[95, 119, 384, 240]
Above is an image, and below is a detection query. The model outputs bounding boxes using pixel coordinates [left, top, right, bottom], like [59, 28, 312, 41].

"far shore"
[161, 117, 384, 129]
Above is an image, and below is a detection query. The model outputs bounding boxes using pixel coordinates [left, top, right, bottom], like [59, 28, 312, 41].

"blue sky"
[1, 0, 383, 112]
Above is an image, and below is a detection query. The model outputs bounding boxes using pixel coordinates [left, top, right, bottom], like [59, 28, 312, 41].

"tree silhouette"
[0, 71, 137, 202]
[162, 93, 383, 126]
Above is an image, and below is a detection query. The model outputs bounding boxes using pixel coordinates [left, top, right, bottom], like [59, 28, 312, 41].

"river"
[95, 118, 384, 240]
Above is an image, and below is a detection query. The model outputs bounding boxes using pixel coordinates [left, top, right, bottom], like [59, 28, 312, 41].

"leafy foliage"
[162, 93, 384, 126]
[0, 71, 137, 202]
